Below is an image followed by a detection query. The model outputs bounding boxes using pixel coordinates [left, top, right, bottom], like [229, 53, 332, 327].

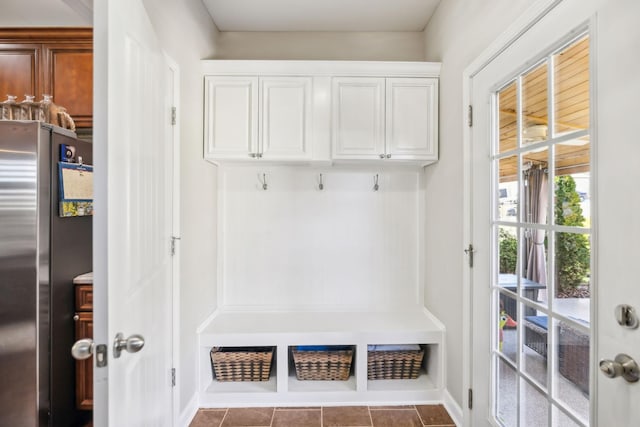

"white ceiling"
[202, 0, 442, 32]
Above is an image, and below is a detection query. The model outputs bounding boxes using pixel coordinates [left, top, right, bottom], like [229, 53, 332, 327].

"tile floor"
[189, 405, 455, 427]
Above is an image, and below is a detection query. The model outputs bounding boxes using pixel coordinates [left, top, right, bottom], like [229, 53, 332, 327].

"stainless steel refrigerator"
[0, 121, 93, 427]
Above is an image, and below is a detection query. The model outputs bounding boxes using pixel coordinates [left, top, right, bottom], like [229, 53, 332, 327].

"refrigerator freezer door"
[0, 121, 45, 427]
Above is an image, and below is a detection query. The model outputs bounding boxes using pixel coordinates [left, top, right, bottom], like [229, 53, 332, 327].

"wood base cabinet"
[74, 284, 93, 410]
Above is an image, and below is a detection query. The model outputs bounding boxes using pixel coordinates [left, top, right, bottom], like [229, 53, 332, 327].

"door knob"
[599, 353, 639, 383]
[113, 332, 145, 358]
[71, 338, 95, 360]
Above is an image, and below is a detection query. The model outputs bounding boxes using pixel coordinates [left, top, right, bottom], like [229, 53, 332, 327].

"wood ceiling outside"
[498, 36, 590, 182]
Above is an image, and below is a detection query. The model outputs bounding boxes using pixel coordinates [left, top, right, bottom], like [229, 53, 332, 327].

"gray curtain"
[525, 166, 548, 285]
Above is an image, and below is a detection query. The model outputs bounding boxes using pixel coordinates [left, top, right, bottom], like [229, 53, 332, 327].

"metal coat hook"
[318, 173, 324, 191]
[262, 173, 268, 191]
[373, 174, 379, 191]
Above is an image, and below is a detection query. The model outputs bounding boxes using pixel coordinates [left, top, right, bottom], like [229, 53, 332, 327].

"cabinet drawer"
[75, 285, 93, 311]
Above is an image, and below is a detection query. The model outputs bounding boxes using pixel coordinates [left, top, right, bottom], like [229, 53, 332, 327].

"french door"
[469, 3, 595, 426]
[469, 0, 640, 426]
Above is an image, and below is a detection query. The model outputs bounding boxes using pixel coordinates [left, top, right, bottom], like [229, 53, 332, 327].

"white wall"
[142, 0, 220, 417]
[0, 0, 90, 26]
[213, 31, 426, 61]
[421, 0, 535, 408]
[218, 166, 422, 311]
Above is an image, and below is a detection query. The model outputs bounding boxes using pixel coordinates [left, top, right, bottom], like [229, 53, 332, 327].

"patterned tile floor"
[190, 405, 455, 427]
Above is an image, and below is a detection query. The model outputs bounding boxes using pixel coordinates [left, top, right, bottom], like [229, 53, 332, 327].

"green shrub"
[554, 176, 590, 291]
[499, 228, 517, 274]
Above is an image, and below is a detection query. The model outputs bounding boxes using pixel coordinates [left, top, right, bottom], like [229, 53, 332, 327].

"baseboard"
[443, 389, 463, 427]
[178, 392, 199, 427]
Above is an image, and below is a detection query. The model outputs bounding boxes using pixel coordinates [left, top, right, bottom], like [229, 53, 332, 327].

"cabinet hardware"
[386, 154, 391, 159]
[318, 173, 324, 191]
[379, 154, 385, 159]
[73, 314, 79, 321]
[262, 173, 268, 191]
[249, 153, 257, 158]
[373, 174, 379, 191]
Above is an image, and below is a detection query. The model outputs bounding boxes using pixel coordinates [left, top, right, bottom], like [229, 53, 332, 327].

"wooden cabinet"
[0, 28, 93, 129]
[332, 77, 438, 162]
[74, 284, 93, 410]
[204, 76, 312, 161]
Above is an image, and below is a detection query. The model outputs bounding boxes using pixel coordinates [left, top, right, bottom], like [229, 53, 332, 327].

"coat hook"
[319, 173, 324, 191]
[262, 173, 268, 191]
[373, 174, 379, 191]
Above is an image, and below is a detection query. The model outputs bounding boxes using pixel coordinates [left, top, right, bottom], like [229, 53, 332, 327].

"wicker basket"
[210, 347, 274, 382]
[292, 347, 353, 381]
[367, 346, 424, 380]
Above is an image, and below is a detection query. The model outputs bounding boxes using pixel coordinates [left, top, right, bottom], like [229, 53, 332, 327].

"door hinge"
[171, 236, 181, 256]
[468, 388, 473, 409]
[171, 368, 176, 387]
[171, 106, 177, 126]
[464, 244, 475, 268]
[468, 105, 473, 127]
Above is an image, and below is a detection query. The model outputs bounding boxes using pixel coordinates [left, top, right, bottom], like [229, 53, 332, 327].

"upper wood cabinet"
[332, 77, 438, 161]
[202, 61, 440, 166]
[204, 76, 313, 162]
[0, 29, 93, 129]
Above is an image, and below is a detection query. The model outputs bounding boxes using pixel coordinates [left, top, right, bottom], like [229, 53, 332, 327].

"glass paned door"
[493, 34, 591, 426]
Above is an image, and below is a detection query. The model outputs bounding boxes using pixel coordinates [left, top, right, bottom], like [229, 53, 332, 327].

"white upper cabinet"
[332, 77, 438, 162]
[202, 61, 440, 166]
[260, 77, 312, 160]
[332, 77, 385, 160]
[386, 78, 438, 160]
[204, 76, 313, 161]
[204, 76, 258, 159]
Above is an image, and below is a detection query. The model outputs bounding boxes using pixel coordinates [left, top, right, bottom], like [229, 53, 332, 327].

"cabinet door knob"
[249, 153, 257, 158]
[386, 154, 391, 159]
[379, 154, 385, 159]
[73, 314, 79, 321]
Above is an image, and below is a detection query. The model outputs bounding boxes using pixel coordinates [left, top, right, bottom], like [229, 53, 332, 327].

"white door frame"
[461, 1, 568, 425]
[165, 54, 182, 427]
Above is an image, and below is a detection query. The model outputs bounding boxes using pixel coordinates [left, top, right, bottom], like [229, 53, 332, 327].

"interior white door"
[468, 0, 640, 426]
[93, 0, 174, 425]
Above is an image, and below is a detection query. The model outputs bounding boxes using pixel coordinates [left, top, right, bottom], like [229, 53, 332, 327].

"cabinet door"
[204, 76, 258, 160]
[260, 77, 312, 160]
[43, 43, 93, 129]
[75, 311, 93, 410]
[385, 78, 438, 160]
[0, 44, 41, 103]
[332, 77, 385, 160]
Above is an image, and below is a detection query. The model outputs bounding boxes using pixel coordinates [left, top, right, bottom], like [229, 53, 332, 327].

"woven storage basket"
[210, 347, 274, 382]
[367, 346, 424, 380]
[292, 347, 353, 381]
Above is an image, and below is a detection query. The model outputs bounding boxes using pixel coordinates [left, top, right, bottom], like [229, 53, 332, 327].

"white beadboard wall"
[218, 166, 424, 311]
